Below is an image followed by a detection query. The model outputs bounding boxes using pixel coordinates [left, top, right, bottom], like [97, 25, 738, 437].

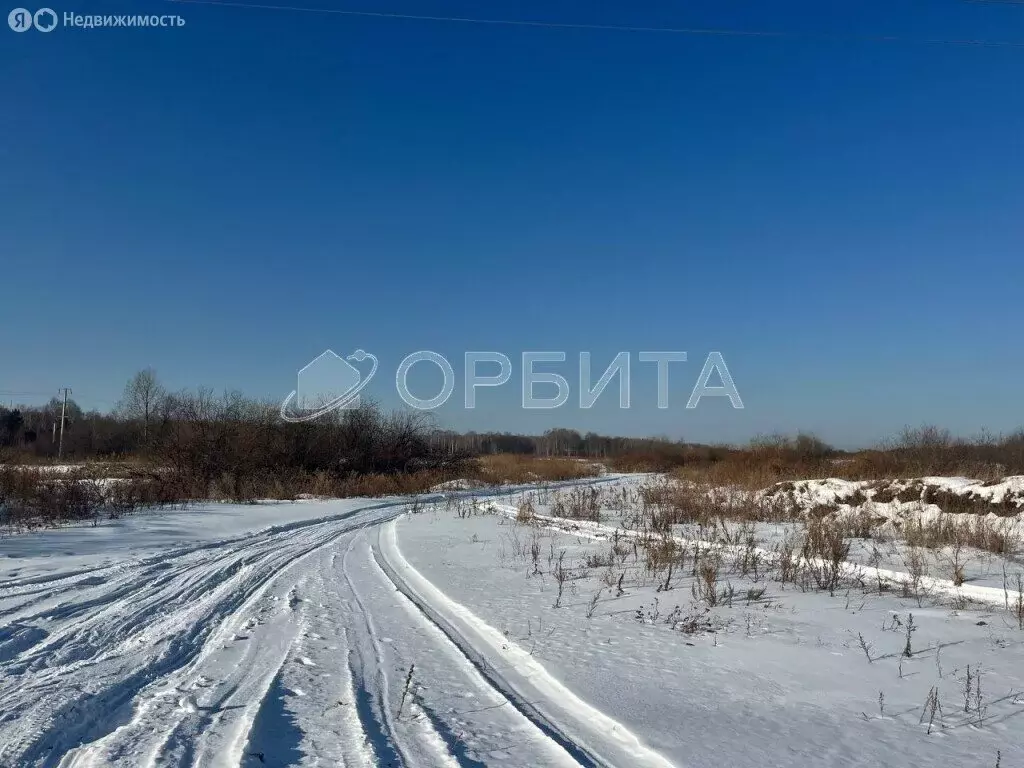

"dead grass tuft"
[904, 515, 1019, 556]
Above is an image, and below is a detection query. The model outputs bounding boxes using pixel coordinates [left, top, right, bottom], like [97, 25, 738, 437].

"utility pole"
[58, 387, 72, 460]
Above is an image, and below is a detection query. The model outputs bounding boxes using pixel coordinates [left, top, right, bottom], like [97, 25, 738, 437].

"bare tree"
[118, 368, 166, 444]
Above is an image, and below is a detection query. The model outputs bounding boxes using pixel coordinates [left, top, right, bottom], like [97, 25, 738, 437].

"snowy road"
[0, 486, 672, 768]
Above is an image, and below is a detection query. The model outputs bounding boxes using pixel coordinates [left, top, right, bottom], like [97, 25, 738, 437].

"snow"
[483, 498, 1024, 610]
[378, 519, 675, 768]
[3, 464, 90, 475]
[759, 476, 1024, 514]
[924, 476, 1024, 505]
[397, 494, 1024, 767]
[0, 479, 623, 767]
[429, 478, 485, 492]
[2, 474, 1024, 766]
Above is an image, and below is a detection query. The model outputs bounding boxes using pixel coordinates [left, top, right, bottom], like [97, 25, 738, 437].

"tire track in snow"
[1, 479, 622, 767]
[8, 531, 319, 674]
[288, 552, 379, 768]
[403, 696, 464, 768]
[303, 542, 501, 768]
[343, 533, 556, 768]
[340, 534, 413, 767]
[4, 507, 396, 767]
[360, 533, 581, 768]
[233, 618, 309, 768]
[374, 517, 678, 768]
[315, 625, 377, 768]
[60, 550, 314, 767]
[13, 558, 287, 765]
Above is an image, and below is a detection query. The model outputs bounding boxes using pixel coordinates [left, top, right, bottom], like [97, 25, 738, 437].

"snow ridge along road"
[374, 519, 676, 768]
[0, 479, 668, 768]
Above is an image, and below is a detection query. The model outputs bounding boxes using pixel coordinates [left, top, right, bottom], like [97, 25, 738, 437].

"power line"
[166, 0, 1024, 48]
[0, 391, 119, 407]
[168, 0, 789, 38]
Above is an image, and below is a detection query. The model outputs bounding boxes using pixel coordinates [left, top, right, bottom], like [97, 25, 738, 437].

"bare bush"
[920, 686, 942, 734]
[554, 486, 602, 522]
[1014, 573, 1024, 630]
[693, 555, 722, 607]
[901, 547, 929, 605]
[801, 517, 850, 595]
[553, 550, 568, 608]
[516, 498, 536, 523]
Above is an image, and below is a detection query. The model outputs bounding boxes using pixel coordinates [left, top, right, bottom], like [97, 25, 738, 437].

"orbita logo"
[280, 349, 743, 422]
[280, 349, 379, 422]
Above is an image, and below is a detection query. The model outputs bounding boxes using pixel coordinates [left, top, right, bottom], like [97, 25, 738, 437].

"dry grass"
[224, 455, 601, 501]
[552, 486, 602, 522]
[636, 477, 1019, 560]
[496, 476, 1024, 646]
[902, 515, 1019, 556]
[0, 452, 606, 528]
[317, 470, 453, 498]
[668, 428, 1024, 489]
[0, 463, 455, 526]
[869, 481, 925, 504]
[471, 455, 599, 485]
[516, 498, 536, 523]
[0, 466, 189, 529]
[637, 480, 797, 532]
[801, 517, 851, 595]
[625, 478, 1020, 608]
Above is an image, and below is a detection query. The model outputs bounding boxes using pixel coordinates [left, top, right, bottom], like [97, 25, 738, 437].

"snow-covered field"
[2, 474, 1024, 767]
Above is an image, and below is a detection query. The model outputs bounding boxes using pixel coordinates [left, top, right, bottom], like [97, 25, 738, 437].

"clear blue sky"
[2, 0, 1022, 447]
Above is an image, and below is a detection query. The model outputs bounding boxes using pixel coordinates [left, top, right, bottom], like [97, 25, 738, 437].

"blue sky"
[2, 0, 1022, 447]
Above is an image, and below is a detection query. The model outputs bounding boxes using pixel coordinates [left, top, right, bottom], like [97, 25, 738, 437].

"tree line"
[3, 370, 1023, 481]
[0, 370, 702, 466]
